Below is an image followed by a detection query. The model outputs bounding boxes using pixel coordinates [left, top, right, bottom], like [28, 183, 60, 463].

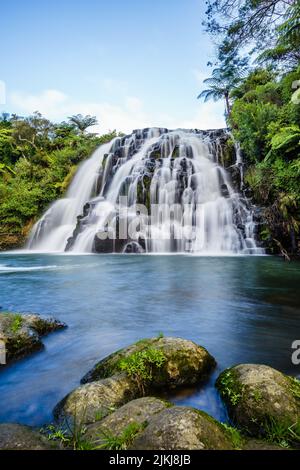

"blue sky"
[0, 0, 226, 133]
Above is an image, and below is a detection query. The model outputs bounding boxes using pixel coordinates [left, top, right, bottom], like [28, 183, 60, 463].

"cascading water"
[28, 128, 264, 255]
[27, 142, 113, 251]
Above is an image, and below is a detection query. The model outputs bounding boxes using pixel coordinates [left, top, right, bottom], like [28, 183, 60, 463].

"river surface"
[0, 253, 299, 426]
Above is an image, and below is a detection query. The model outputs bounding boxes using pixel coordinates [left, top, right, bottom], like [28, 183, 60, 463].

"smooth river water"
[0, 253, 299, 426]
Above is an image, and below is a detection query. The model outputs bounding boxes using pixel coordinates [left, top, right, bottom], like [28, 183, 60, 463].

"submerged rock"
[0, 312, 66, 367]
[216, 364, 300, 438]
[0, 423, 53, 450]
[81, 336, 216, 390]
[131, 406, 234, 450]
[54, 373, 140, 425]
[84, 397, 171, 447]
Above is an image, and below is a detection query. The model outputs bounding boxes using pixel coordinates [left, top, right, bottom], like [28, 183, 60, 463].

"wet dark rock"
[227, 165, 242, 191]
[93, 232, 127, 253]
[0, 312, 66, 368]
[123, 242, 145, 253]
[220, 183, 230, 198]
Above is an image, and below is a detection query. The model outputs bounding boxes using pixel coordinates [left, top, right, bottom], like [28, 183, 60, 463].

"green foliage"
[217, 369, 243, 406]
[68, 114, 98, 135]
[97, 422, 144, 450]
[10, 314, 23, 333]
[118, 347, 166, 394]
[221, 423, 244, 449]
[45, 424, 71, 445]
[0, 112, 119, 248]
[198, 40, 248, 115]
[269, 126, 300, 159]
[252, 389, 263, 403]
[42, 411, 92, 450]
[264, 417, 300, 448]
[289, 377, 300, 400]
[259, 3, 300, 69]
[203, 1, 300, 253]
[228, 65, 300, 254]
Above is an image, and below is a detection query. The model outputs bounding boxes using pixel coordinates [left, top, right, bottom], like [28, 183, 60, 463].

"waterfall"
[27, 142, 114, 251]
[28, 128, 264, 255]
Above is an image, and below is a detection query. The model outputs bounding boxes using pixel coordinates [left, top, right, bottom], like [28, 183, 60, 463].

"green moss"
[96, 421, 145, 450]
[2, 313, 20, 334]
[288, 376, 300, 400]
[216, 368, 244, 406]
[252, 389, 263, 403]
[117, 348, 167, 395]
[1, 312, 23, 333]
[171, 146, 180, 159]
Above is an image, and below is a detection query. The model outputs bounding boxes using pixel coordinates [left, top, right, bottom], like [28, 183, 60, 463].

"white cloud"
[10, 89, 67, 116]
[192, 68, 207, 85]
[9, 88, 225, 134]
[125, 96, 143, 113]
[179, 101, 226, 130]
[10, 89, 152, 133]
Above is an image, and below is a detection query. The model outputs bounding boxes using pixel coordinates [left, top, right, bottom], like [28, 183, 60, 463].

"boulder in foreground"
[54, 373, 140, 425]
[54, 336, 215, 426]
[81, 336, 216, 391]
[216, 364, 300, 443]
[84, 397, 171, 448]
[131, 406, 234, 450]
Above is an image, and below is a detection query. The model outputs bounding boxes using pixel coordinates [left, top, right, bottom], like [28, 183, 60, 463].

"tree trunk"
[224, 91, 231, 116]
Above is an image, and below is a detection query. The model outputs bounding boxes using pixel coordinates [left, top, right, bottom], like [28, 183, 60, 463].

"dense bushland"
[0, 112, 118, 249]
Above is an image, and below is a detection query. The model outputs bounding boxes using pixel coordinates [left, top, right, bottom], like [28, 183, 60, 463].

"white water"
[28, 128, 264, 255]
[27, 142, 113, 251]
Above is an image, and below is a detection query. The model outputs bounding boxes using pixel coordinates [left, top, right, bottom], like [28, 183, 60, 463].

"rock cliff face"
[29, 127, 264, 254]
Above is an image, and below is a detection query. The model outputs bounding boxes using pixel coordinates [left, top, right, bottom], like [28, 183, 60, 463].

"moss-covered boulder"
[131, 406, 234, 450]
[216, 364, 300, 440]
[84, 397, 171, 448]
[54, 373, 140, 425]
[0, 312, 66, 367]
[81, 336, 216, 392]
[0, 423, 54, 450]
